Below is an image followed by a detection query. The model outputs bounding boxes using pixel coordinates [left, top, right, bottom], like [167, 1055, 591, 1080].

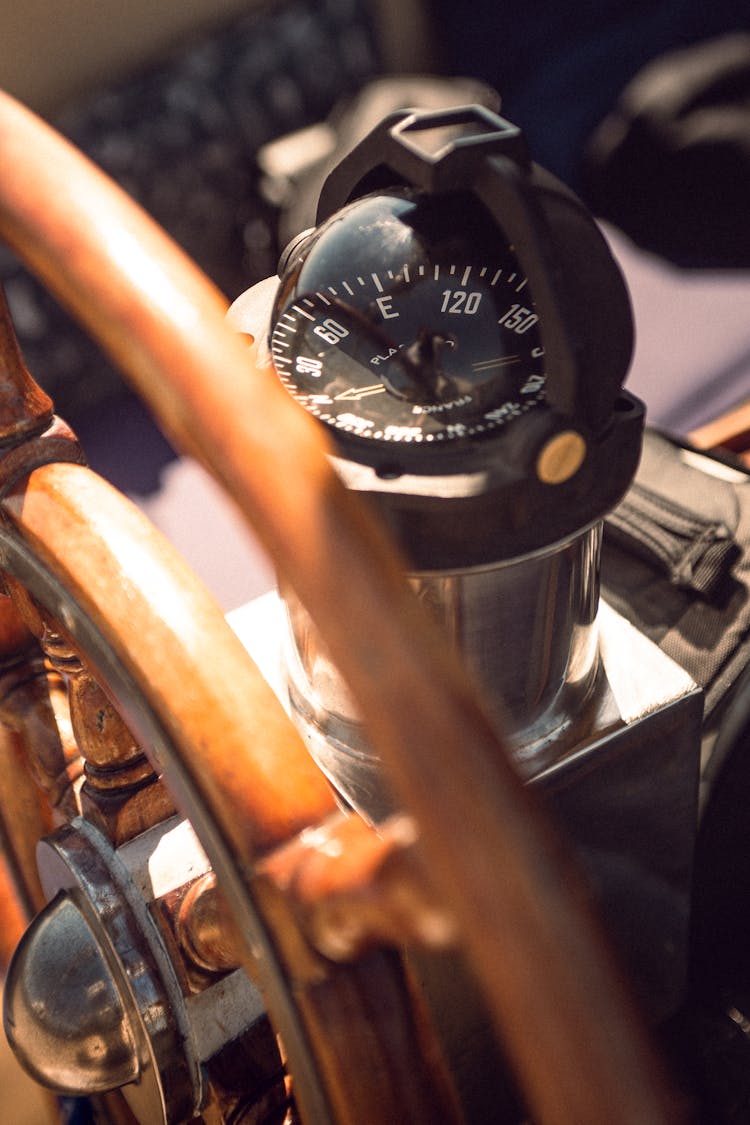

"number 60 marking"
[313, 318, 350, 345]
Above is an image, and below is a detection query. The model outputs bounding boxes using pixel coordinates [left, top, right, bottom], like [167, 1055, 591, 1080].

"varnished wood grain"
[0, 461, 460, 1124]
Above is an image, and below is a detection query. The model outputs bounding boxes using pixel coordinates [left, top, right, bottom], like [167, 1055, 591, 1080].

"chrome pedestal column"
[283, 524, 603, 820]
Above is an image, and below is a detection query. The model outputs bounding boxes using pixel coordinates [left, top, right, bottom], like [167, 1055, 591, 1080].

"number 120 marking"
[440, 289, 482, 315]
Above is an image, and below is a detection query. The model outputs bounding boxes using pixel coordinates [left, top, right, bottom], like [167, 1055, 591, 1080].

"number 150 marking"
[498, 304, 539, 334]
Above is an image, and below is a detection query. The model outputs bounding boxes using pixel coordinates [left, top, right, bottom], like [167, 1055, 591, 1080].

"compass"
[270, 188, 546, 465]
[239, 105, 645, 566]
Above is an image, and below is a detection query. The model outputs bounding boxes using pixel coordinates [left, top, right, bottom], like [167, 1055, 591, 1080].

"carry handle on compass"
[308, 104, 634, 437]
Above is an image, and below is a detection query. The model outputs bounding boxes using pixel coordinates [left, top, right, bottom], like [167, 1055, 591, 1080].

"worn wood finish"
[0, 462, 461, 1125]
[0, 90, 686, 1122]
[41, 627, 177, 845]
[0, 289, 174, 850]
[1, 463, 338, 855]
